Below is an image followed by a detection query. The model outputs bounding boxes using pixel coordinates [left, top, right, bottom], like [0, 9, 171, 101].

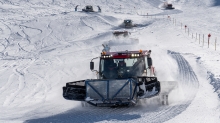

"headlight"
[139, 78, 142, 82]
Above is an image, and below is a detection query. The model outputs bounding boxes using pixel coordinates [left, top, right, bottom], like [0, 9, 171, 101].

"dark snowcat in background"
[75, 5, 101, 12]
[123, 19, 136, 28]
[166, 4, 175, 9]
[82, 5, 94, 12]
[113, 19, 136, 37]
[113, 30, 130, 37]
[162, 2, 175, 9]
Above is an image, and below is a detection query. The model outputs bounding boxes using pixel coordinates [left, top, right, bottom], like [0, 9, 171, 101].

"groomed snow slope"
[0, 0, 220, 123]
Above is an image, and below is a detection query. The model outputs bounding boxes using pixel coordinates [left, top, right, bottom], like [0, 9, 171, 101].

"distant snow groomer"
[166, 4, 175, 9]
[82, 5, 94, 12]
[63, 47, 161, 107]
[75, 5, 101, 12]
[164, 2, 175, 9]
[113, 30, 130, 37]
[123, 19, 137, 28]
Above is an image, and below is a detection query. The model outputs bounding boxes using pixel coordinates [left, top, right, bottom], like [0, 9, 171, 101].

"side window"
[100, 59, 104, 72]
[113, 59, 118, 65]
[145, 56, 148, 69]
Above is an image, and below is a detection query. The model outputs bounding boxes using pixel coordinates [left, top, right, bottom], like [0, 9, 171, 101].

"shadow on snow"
[25, 107, 141, 123]
[213, 0, 220, 6]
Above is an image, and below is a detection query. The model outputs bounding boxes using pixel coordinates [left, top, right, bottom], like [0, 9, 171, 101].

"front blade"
[63, 80, 86, 101]
[137, 76, 161, 98]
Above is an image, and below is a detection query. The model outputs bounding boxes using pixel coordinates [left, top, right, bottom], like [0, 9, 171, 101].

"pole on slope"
[199, 34, 200, 44]
[203, 34, 204, 47]
[185, 25, 187, 33]
[168, 16, 171, 21]
[208, 33, 211, 48]
[215, 37, 217, 51]
[188, 28, 189, 36]
[175, 19, 176, 26]
[196, 33, 197, 41]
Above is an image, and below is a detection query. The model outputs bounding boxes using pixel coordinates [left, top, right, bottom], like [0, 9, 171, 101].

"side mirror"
[147, 58, 152, 68]
[90, 62, 94, 70]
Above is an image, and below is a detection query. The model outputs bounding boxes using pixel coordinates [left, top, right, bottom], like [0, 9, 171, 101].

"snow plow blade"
[63, 80, 86, 101]
[113, 31, 130, 37]
[137, 76, 161, 99]
[63, 77, 160, 106]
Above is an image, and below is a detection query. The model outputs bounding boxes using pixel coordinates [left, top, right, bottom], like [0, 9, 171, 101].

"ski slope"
[0, 0, 220, 123]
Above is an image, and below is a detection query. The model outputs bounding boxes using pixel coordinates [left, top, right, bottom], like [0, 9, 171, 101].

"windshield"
[86, 6, 92, 9]
[99, 57, 145, 79]
[124, 20, 131, 24]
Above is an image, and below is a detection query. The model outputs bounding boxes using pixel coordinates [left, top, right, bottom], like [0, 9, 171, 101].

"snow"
[0, 0, 220, 122]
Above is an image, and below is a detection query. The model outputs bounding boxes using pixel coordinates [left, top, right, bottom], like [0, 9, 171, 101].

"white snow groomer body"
[63, 50, 160, 107]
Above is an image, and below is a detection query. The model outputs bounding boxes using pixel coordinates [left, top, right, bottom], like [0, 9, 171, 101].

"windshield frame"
[99, 57, 146, 79]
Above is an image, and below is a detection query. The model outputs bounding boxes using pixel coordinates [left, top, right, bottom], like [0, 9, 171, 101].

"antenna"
[102, 44, 110, 52]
